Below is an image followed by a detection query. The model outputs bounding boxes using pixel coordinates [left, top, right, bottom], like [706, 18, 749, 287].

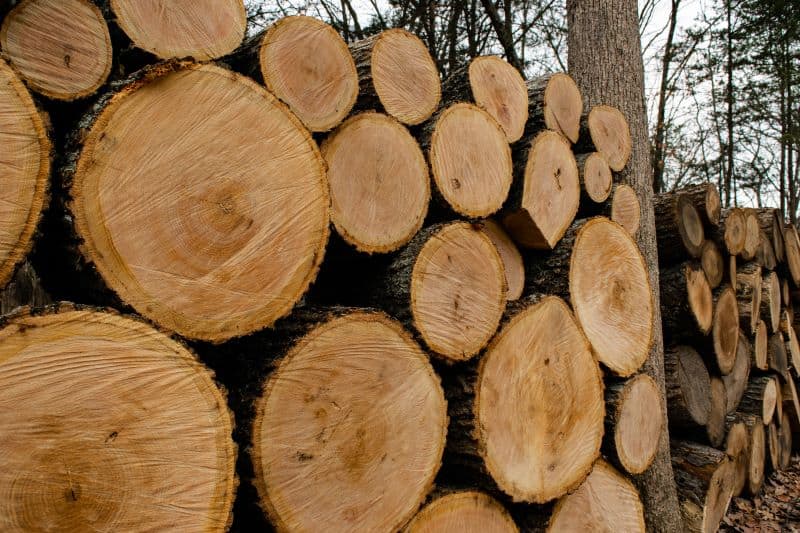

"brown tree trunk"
[566, 1, 683, 529]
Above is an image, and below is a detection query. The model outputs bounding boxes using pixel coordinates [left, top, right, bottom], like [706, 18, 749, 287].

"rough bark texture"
[659, 262, 711, 337]
[0, 261, 51, 314]
[566, 1, 683, 530]
[664, 345, 712, 429]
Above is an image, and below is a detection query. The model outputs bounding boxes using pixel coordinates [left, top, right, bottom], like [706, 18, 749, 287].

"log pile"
[655, 184, 800, 531]
[0, 5, 797, 533]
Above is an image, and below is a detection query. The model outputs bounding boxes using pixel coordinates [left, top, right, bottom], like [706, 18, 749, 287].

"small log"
[678, 183, 722, 227]
[783, 317, 800, 374]
[654, 191, 705, 264]
[729, 254, 737, 291]
[321, 112, 428, 253]
[732, 413, 765, 496]
[603, 374, 663, 474]
[740, 210, 761, 261]
[700, 240, 724, 289]
[778, 412, 792, 469]
[769, 331, 790, 378]
[525, 72, 583, 143]
[739, 375, 779, 425]
[755, 230, 777, 270]
[480, 219, 525, 301]
[710, 285, 740, 375]
[608, 183, 641, 237]
[671, 440, 735, 533]
[754, 319, 769, 370]
[664, 345, 712, 428]
[767, 419, 780, 472]
[724, 420, 748, 496]
[707, 377, 729, 447]
[783, 224, 800, 286]
[755, 207, 785, 263]
[405, 491, 517, 533]
[721, 208, 747, 256]
[782, 377, 800, 431]
[575, 105, 632, 171]
[736, 262, 762, 334]
[575, 152, 612, 204]
[722, 331, 751, 414]
[660, 263, 712, 336]
[762, 271, 782, 333]
[349, 28, 440, 125]
[547, 459, 645, 532]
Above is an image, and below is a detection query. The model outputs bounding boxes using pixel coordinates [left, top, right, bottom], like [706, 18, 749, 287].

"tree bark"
[566, 1, 683, 528]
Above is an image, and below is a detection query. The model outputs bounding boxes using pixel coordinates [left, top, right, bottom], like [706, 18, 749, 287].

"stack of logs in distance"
[0, 1, 796, 532]
[656, 184, 800, 532]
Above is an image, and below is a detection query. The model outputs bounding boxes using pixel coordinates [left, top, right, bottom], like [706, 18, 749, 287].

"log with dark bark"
[660, 263, 712, 336]
[350, 28, 440, 125]
[654, 191, 705, 265]
[62, 61, 330, 342]
[405, 491, 517, 533]
[575, 152, 613, 204]
[0, 58, 50, 290]
[671, 440, 735, 533]
[441, 296, 604, 503]
[524, 72, 583, 144]
[736, 263, 763, 334]
[0, 0, 111, 101]
[0, 305, 237, 531]
[501, 130, 578, 249]
[701, 240, 724, 289]
[442, 56, 528, 143]
[427, 103, 513, 219]
[480, 219, 524, 301]
[250, 310, 447, 532]
[739, 375, 779, 425]
[608, 183, 641, 236]
[678, 183, 722, 227]
[376, 221, 507, 362]
[603, 374, 663, 474]
[722, 208, 747, 256]
[575, 105, 632, 171]
[723, 331, 751, 414]
[321, 112, 428, 253]
[664, 345, 712, 429]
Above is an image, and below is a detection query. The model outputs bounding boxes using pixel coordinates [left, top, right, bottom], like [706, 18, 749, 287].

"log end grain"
[785, 225, 800, 286]
[480, 219, 525, 301]
[468, 56, 528, 143]
[406, 491, 518, 533]
[613, 374, 663, 474]
[610, 183, 641, 237]
[713, 286, 739, 375]
[722, 331, 751, 414]
[686, 264, 714, 334]
[587, 105, 632, 171]
[754, 319, 769, 370]
[725, 421, 748, 497]
[724, 208, 747, 256]
[747, 418, 765, 496]
[707, 377, 728, 447]
[578, 152, 613, 203]
[541, 72, 583, 143]
[700, 240, 724, 289]
[668, 345, 712, 427]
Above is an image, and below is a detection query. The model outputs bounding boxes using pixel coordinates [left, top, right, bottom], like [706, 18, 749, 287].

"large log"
[603, 374, 663, 474]
[575, 152, 613, 204]
[547, 459, 645, 532]
[660, 263, 712, 335]
[441, 296, 604, 503]
[350, 28, 440, 125]
[664, 345, 712, 428]
[501, 130, 579, 249]
[722, 331, 751, 414]
[62, 61, 330, 342]
[405, 491, 518, 533]
[107, 0, 246, 61]
[654, 190, 705, 264]
[321, 112, 428, 253]
[525, 73, 583, 144]
[0, 306, 236, 531]
[0, 58, 50, 290]
[671, 441, 735, 533]
[250, 310, 447, 532]
[0, 0, 111, 100]
[575, 105, 632, 171]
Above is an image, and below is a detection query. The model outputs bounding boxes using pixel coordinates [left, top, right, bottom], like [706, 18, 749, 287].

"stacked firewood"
[655, 185, 800, 532]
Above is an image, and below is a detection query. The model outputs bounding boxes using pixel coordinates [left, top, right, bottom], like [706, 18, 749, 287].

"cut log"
[428, 103, 513, 218]
[575, 152, 613, 204]
[784, 376, 800, 427]
[569, 217, 653, 376]
[741, 210, 761, 261]
[321, 112, 428, 253]
[700, 240, 724, 289]
[67, 62, 330, 342]
[253, 16, 358, 132]
[723, 331, 751, 414]
[783, 315, 800, 374]
[0, 0, 111, 100]
[526, 72, 583, 143]
[707, 377, 728, 447]
[736, 413, 765, 496]
[576, 105, 632, 171]
[379, 221, 506, 362]
[736, 262, 762, 334]
[664, 345, 712, 428]
[783, 224, 800, 286]
[767, 419, 780, 471]
[251, 311, 447, 532]
[0, 58, 50, 290]
[678, 183, 722, 227]
[769, 332, 790, 378]
[603, 374, 663, 474]
[444, 296, 604, 503]
[609, 183, 641, 236]
[722, 208, 747, 256]
[501, 130, 579, 249]
[108, 0, 246, 60]
[671, 441, 735, 533]
[754, 319, 769, 370]
[660, 263, 713, 336]
[755, 208, 784, 263]
[480, 219, 524, 301]
[547, 459, 645, 532]
[406, 491, 518, 533]
[724, 420, 748, 496]
[778, 412, 792, 469]
[350, 29, 440, 125]
[711, 286, 739, 375]
[762, 271, 781, 332]
[442, 56, 528, 143]
[654, 191, 705, 264]
[756, 230, 777, 270]
[739, 375, 779, 425]
[729, 254, 737, 291]
[0, 306, 236, 531]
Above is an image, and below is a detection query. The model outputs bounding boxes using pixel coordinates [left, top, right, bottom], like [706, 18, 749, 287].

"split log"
[754, 319, 769, 370]
[608, 183, 641, 236]
[783, 224, 800, 286]
[762, 271, 781, 332]
[739, 375, 779, 425]
[671, 441, 735, 533]
[575, 152, 612, 204]
[501, 130, 578, 249]
[251, 310, 447, 532]
[480, 219, 524, 301]
[427, 103, 513, 218]
[547, 460, 645, 532]
[724, 420, 748, 496]
[678, 183, 721, 227]
[0, 306, 236, 531]
[740, 210, 761, 261]
[575, 105, 632, 171]
[442, 56, 528, 143]
[664, 345, 712, 428]
[756, 230, 777, 270]
[108, 0, 246, 61]
[65, 61, 330, 342]
[736, 262, 762, 334]
[769, 332, 790, 378]
[603, 374, 663, 474]
[525, 72, 583, 143]
[659, 263, 712, 335]
[722, 331, 751, 414]
[736, 413, 766, 496]
[350, 28, 440, 125]
[442, 296, 604, 503]
[405, 491, 518, 533]
[654, 191, 705, 264]
[0, 0, 111, 100]
[321, 112, 428, 253]
[378, 221, 506, 362]
[700, 240, 724, 289]
[721, 208, 747, 256]
[240, 16, 358, 132]
[755, 208, 784, 263]
[0, 58, 50, 290]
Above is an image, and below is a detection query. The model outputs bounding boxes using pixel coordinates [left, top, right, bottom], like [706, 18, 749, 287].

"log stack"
[0, 5, 797, 533]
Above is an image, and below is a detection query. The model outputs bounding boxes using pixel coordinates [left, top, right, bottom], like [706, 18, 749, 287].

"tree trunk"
[566, 1, 683, 526]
